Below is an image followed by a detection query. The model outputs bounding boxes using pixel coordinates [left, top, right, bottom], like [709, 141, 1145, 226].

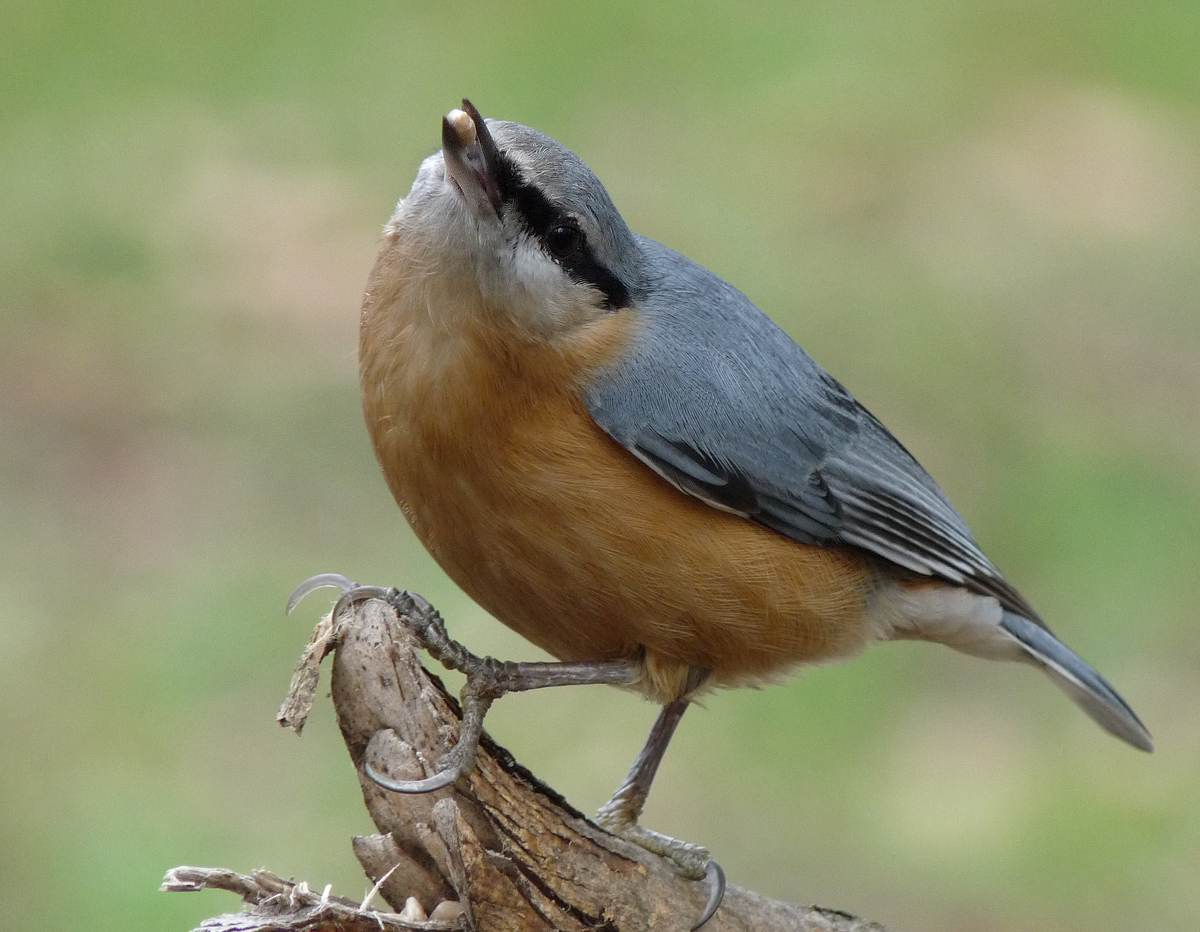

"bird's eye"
[545, 223, 583, 258]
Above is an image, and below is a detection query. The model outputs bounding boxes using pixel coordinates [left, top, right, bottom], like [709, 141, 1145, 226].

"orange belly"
[360, 246, 875, 701]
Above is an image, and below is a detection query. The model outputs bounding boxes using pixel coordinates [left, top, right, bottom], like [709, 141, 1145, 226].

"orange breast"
[360, 239, 876, 701]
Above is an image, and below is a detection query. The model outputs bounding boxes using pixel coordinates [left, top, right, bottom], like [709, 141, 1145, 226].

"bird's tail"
[1001, 611, 1153, 752]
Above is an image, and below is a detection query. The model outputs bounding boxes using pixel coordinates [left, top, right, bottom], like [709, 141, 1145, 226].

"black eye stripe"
[492, 153, 630, 311]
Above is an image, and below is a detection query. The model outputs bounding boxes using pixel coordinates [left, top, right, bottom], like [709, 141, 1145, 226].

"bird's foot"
[594, 811, 726, 930]
[287, 573, 638, 793]
[288, 573, 490, 791]
[595, 816, 711, 878]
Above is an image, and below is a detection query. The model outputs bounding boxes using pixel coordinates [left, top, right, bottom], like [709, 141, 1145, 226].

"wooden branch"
[164, 595, 893, 932]
[160, 865, 461, 931]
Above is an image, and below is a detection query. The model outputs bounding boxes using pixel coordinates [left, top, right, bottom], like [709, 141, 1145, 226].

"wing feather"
[584, 233, 1043, 626]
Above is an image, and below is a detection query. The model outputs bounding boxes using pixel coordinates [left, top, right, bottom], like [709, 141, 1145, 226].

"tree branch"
[164, 595, 892, 932]
[160, 865, 459, 931]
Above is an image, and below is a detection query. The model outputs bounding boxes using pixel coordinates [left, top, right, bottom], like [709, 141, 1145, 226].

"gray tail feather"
[1001, 612, 1153, 752]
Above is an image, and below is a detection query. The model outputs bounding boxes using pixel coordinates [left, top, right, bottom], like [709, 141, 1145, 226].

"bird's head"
[385, 100, 642, 340]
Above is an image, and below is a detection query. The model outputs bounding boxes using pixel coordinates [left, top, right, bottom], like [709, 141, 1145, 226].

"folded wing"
[585, 234, 1042, 624]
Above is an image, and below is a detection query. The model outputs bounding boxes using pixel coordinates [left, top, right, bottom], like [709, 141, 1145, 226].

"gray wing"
[585, 235, 1041, 623]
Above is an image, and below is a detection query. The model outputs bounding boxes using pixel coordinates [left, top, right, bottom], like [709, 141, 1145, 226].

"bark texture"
[163, 595, 893, 932]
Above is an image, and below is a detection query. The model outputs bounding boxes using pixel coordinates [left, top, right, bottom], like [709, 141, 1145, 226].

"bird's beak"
[442, 99, 502, 217]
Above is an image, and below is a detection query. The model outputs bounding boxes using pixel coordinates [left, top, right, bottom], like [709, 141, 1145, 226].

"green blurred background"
[2, 2, 1197, 930]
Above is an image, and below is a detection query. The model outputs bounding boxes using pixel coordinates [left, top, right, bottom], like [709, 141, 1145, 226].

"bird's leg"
[287, 575, 640, 793]
[595, 699, 727, 930]
[595, 700, 691, 858]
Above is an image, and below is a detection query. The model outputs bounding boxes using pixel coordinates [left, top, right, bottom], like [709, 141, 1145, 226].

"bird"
[293, 98, 1151, 929]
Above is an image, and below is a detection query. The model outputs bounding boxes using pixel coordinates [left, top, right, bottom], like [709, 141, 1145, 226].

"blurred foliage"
[1, 2, 1198, 931]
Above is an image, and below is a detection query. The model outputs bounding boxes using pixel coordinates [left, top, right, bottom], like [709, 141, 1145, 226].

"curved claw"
[691, 860, 726, 931]
[364, 758, 461, 794]
[286, 573, 358, 615]
[331, 584, 392, 623]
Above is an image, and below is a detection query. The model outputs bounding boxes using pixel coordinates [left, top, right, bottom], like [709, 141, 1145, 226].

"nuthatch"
[292, 99, 1151, 929]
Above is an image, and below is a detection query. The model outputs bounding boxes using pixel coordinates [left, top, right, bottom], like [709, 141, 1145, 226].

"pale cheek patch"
[509, 236, 563, 295]
[870, 579, 1022, 661]
[491, 235, 604, 338]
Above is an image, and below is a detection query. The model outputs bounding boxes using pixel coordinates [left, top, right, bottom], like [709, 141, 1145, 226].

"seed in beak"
[444, 108, 477, 147]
